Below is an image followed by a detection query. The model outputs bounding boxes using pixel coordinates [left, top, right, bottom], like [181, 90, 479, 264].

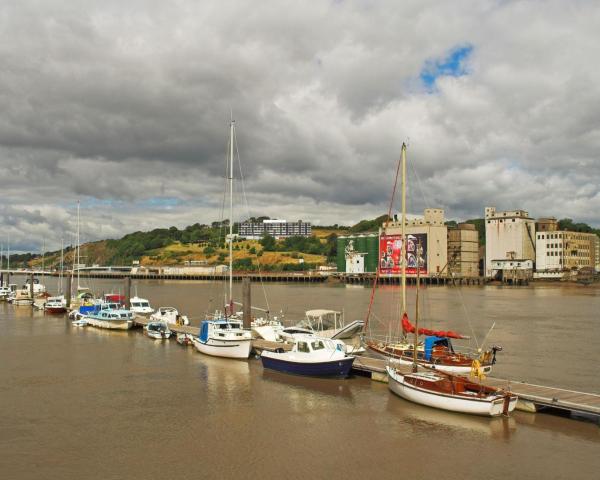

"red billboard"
[379, 233, 428, 274]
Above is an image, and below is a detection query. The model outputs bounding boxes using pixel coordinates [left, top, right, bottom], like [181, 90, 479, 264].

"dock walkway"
[352, 355, 600, 417]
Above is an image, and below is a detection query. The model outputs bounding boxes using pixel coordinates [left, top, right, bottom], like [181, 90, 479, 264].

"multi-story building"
[381, 208, 448, 277]
[484, 207, 536, 278]
[447, 223, 479, 278]
[536, 230, 599, 271]
[239, 219, 311, 239]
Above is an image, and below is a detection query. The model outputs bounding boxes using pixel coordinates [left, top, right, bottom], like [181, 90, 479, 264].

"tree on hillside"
[260, 233, 277, 251]
[350, 214, 389, 233]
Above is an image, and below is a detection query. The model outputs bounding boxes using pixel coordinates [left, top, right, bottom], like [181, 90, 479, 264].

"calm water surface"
[1, 276, 598, 479]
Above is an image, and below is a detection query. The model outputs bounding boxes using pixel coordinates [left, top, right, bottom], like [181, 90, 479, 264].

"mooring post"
[0, 272, 3, 286]
[30, 272, 34, 298]
[124, 276, 131, 309]
[66, 275, 72, 308]
[242, 276, 251, 329]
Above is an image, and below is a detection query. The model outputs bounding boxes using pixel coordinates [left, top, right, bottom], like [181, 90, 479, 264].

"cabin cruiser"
[0, 284, 13, 301]
[44, 295, 67, 313]
[25, 278, 46, 295]
[261, 334, 355, 378]
[150, 307, 190, 326]
[193, 315, 252, 359]
[145, 321, 172, 339]
[130, 296, 154, 316]
[84, 304, 134, 330]
[11, 288, 34, 306]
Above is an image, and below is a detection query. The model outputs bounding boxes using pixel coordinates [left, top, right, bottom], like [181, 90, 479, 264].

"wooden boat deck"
[352, 355, 600, 418]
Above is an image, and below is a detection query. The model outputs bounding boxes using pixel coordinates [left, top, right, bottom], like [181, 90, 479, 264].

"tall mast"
[413, 241, 421, 372]
[59, 238, 64, 295]
[228, 120, 234, 303]
[401, 143, 407, 315]
[7, 234, 10, 272]
[77, 200, 81, 290]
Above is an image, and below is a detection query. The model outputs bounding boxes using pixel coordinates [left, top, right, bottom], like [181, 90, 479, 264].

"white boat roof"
[305, 309, 341, 316]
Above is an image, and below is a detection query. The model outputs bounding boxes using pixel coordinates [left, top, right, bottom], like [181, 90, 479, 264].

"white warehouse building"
[484, 207, 536, 278]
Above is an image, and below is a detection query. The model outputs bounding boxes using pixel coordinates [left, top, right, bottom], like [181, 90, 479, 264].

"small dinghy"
[261, 334, 355, 378]
[145, 321, 172, 340]
[72, 318, 88, 327]
[176, 333, 195, 346]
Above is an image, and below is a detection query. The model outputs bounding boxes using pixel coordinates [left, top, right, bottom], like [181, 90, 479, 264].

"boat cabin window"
[140, 302, 149, 307]
[311, 341, 325, 350]
[297, 341, 310, 353]
[131, 302, 140, 307]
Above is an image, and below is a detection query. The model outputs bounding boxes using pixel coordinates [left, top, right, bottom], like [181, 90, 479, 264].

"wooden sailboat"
[365, 143, 498, 374]
[387, 244, 518, 417]
[192, 119, 252, 359]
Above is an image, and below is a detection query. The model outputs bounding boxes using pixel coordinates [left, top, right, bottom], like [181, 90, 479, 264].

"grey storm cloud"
[1, 0, 600, 252]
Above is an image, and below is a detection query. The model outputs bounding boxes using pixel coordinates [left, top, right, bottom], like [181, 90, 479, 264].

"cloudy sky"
[1, 0, 599, 252]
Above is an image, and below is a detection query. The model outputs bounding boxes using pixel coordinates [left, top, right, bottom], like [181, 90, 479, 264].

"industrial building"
[535, 218, 599, 273]
[239, 219, 311, 239]
[484, 207, 536, 278]
[336, 234, 378, 273]
[447, 223, 479, 278]
[380, 208, 448, 277]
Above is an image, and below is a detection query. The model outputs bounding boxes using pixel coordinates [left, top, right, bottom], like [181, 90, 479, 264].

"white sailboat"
[386, 145, 517, 417]
[193, 119, 252, 359]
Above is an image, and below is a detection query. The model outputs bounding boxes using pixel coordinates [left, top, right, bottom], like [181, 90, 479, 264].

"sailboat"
[387, 245, 518, 416]
[192, 119, 253, 359]
[45, 239, 67, 314]
[365, 144, 498, 374]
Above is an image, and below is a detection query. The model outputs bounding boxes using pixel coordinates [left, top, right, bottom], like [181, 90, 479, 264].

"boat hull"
[261, 355, 355, 378]
[390, 355, 492, 375]
[13, 299, 34, 306]
[45, 306, 67, 314]
[86, 318, 133, 330]
[193, 338, 252, 359]
[386, 367, 517, 417]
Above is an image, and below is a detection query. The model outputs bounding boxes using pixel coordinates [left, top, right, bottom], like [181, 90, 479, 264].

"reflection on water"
[1, 278, 599, 479]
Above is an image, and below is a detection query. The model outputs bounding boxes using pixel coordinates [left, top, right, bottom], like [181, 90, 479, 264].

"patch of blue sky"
[137, 197, 181, 208]
[419, 44, 473, 91]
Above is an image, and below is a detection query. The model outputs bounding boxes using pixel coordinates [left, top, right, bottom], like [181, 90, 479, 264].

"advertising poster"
[379, 233, 428, 274]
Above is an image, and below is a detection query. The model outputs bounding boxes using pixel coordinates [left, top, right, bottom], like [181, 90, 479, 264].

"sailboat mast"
[401, 143, 407, 315]
[7, 234, 10, 272]
[76, 200, 81, 289]
[228, 120, 234, 303]
[60, 238, 64, 295]
[413, 242, 421, 372]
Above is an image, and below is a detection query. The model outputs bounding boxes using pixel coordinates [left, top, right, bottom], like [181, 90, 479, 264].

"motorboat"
[145, 321, 172, 339]
[12, 289, 34, 306]
[130, 296, 155, 316]
[0, 285, 13, 301]
[193, 317, 252, 359]
[25, 278, 46, 295]
[150, 307, 190, 326]
[44, 295, 67, 314]
[288, 309, 365, 340]
[84, 305, 134, 330]
[72, 318, 88, 327]
[251, 317, 285, 342]
[386, 366, 517, 417]
[261, 334, 355, 378]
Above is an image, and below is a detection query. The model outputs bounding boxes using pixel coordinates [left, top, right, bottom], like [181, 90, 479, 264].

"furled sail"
[401, 313, 466, 339]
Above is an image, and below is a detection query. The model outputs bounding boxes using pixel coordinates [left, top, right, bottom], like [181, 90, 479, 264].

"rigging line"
[233, 124, 271, 315]
[409, 153, 430, 210]
[456, 286, 479, 349]
[364, 146, 404, 330]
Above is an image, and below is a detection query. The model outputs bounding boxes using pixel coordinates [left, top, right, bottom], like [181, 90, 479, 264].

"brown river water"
[1, 275, 599, 479]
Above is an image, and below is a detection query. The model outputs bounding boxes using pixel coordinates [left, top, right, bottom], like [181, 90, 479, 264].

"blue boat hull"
[261, 355, 354, 378]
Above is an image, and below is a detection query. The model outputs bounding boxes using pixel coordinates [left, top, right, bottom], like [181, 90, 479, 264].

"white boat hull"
[390, 356, 492, 375]
[387, 367, 517, 417]
[193, 338, 252, 359]
[86, 318, 133, 330]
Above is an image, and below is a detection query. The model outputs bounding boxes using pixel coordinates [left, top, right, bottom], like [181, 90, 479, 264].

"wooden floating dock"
[131, 316, 599, 420]
[351, 355, 600, 419]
